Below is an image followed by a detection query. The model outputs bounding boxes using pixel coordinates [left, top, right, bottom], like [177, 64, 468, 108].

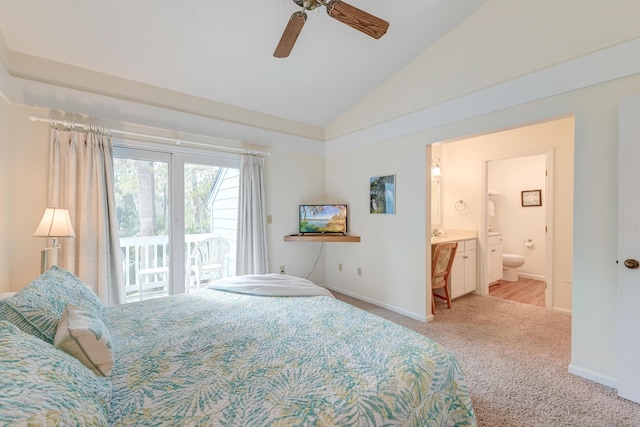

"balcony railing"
[120, 234, 231, 303]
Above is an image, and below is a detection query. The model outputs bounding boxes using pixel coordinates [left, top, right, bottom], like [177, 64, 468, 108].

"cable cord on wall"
[305, 242, 324, 280]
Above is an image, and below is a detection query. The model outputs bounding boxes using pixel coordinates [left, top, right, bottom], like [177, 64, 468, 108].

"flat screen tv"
[299, 204, 347, 235]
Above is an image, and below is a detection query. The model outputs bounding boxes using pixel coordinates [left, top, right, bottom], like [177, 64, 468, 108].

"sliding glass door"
[113, 147, 239, 302]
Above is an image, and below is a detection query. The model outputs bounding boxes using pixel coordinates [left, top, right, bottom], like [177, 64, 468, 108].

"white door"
[618, 93, 640, 403]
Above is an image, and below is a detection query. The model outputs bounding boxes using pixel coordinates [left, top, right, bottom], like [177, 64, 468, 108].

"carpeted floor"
[333, 292, 640, 427]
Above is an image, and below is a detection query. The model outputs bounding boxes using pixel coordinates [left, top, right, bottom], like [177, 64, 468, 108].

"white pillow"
[0, 292, 15, 300]
[54, 305, 114, 377]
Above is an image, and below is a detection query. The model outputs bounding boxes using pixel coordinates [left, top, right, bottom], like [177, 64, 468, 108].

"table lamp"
[33, 208, 76, 273]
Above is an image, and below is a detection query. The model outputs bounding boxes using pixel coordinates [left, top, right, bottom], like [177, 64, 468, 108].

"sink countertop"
[431, 236, 458, 244]
[430, 230, 477, 245]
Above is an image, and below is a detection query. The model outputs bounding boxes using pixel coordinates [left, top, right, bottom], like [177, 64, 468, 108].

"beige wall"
[488, 154, 547, 279]
[0, 95, 10, 291]
[3, 104, 50, 290]
[438, 118, 574, 312]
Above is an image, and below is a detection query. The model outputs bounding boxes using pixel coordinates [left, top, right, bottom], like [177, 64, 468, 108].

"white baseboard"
[551, 306, 572, 316]
[518, 272, 545, 281]
[568, 363, 618, 389]
[323, 284, 429, 323]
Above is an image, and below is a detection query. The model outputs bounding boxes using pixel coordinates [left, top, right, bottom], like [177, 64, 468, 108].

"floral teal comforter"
[105, 291, 476, 426]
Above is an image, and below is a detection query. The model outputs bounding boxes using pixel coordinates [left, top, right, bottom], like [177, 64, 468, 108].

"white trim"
[2, 38, 638, 159]
[324, 285, 428, 323]
[28, 114, 269, 157]
[568, 364, 617, 390]
[113, 136, 241, 166]
[4, 76, 326, 156]
[551, 307, 572, 316]
[517, 273, 545, 282]
[325, 37, 640, 154]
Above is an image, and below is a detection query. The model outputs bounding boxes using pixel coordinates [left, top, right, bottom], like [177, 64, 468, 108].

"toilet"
[502, 253, 526, 282]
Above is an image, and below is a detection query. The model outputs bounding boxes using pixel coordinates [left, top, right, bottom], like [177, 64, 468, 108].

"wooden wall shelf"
[284, 234, 361, 243]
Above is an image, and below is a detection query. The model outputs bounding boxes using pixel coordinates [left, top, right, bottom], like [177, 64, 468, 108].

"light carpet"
[333, 292, 640, 427]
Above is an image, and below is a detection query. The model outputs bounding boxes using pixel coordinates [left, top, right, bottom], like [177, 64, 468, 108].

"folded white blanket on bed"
[207, 274, 334, 298]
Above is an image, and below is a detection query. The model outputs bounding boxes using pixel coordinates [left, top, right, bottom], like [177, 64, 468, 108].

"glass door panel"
[114, 152, 170, 302]
[184, 163, 238, 292]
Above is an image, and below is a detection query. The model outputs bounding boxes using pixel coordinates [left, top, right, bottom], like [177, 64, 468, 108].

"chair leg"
[432, 286, 453, 311]
[432, 293, 436, 315]
[443, 284, 452, 309]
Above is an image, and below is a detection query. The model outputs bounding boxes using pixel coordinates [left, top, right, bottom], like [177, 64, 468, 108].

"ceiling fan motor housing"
[294, 0, 321, 11]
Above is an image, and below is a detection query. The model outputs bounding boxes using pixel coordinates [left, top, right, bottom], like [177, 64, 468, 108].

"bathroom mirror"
[431, 177, 442, 227]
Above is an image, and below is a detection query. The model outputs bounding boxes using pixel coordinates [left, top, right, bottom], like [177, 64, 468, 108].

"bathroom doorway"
[430, 116, 573, 315]
[484, 152, 551, 309]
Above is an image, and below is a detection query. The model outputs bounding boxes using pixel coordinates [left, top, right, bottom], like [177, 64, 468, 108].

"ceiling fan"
[274, 0, 389, 58]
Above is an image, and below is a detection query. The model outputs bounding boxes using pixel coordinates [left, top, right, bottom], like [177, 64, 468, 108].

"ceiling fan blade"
[274, 11, 307, 58]
[325, 0, 388, 39]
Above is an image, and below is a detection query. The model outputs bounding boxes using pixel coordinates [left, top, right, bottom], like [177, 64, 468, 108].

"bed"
[0, 266, 476, 426]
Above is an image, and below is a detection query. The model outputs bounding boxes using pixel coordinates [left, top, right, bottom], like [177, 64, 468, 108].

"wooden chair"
[431, 242, 458, 315]
[188, 237, 230, 291]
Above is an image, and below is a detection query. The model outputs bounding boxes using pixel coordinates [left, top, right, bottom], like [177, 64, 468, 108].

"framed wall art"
[521, 189, 542, 207]
[370, 174, 395, 214]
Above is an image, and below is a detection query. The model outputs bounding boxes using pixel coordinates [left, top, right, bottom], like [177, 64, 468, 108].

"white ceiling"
[0, 0, 487, 128]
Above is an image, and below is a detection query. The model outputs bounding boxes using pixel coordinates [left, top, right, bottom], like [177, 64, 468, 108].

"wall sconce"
[431, 158, 442, 177]
[33, 208, 76, 273]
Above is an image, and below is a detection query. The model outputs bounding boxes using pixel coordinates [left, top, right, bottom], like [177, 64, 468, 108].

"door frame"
[479, 147, 554, 310]
[113, 141, 240, 299]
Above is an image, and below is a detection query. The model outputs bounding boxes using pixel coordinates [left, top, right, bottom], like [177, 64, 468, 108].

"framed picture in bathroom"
[521, 189, 542, 207]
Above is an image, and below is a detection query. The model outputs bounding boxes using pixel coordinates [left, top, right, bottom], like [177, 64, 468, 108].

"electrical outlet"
[339, 263, 343, 272]
[280, 265, 285, 274]
[267, 215, 272, 224]
[357, 267, 362, 276]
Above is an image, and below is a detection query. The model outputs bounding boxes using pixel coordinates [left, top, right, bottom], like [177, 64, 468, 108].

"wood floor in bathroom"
[489, 277, 545, 307]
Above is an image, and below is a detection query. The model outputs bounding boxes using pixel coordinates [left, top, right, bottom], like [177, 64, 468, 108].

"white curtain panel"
[236, 154, 269, 275]
[48, 127, 125, 306]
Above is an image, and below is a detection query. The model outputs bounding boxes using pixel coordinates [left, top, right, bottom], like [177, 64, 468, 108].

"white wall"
[326, 73, 640, 389]
[327, 0, 640, 139]
[0, 95, 10, 291]
[0, 99, 325, 292]
[5, 104, 50, 291]
[264, 148, 326, 283]
[325, 135, 429, 320]
[489, 155, 546, 279]
[1, 0, 638, 392]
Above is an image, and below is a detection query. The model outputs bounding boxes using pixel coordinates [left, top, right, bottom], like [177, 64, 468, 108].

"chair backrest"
[431, 242, 458, 288]
[191, 237, 230, 265]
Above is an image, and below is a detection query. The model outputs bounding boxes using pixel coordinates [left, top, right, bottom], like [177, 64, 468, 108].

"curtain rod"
[27, 114, 269, 156]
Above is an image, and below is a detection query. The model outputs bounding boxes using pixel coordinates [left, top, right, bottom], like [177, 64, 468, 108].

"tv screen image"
[299, 204, 347, 235]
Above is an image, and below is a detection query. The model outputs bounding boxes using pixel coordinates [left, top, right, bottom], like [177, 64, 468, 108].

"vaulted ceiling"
[0, 0, 487, 129]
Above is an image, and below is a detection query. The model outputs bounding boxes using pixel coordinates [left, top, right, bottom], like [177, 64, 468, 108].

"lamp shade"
[431, 158, 442, 177]
[33, 208, 76, 238]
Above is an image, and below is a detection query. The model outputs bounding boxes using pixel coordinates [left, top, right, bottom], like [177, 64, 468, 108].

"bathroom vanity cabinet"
[487, 234, 503, 284]
[450, 239, 477, 299]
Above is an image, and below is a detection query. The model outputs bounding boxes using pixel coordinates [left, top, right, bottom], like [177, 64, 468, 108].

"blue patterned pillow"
[0, 266, 104, 343]
[0, 321, 112, 425]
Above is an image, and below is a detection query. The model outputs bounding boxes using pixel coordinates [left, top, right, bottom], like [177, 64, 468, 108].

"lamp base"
[40, 240, 61, 274]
